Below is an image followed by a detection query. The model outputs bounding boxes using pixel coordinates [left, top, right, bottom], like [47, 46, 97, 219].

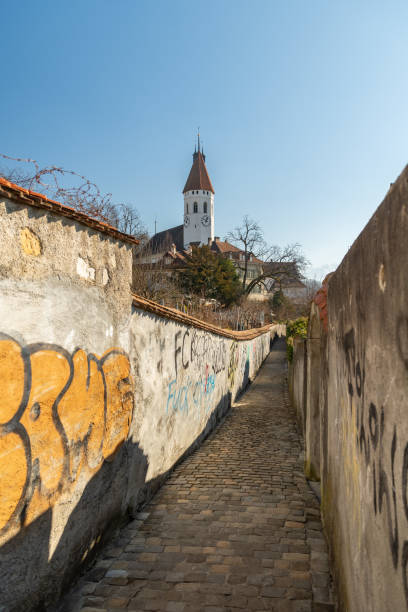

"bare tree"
[248, 243, 309, 296]
[226, 215, 308, 297]
[0, 153, 146, 239]
[115, 203, 148, 242]
[131, 244, 185, 304]
[225, 215, 266, 290]
[304, 278, 322, 301]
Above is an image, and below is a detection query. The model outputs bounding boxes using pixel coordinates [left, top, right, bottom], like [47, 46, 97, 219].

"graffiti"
[228, 341, 239, 387]
[343, 327, 408, 603]
[170, 328, 268, 419]
[397, 315, 408, 372]
[166, 372, 216, 416]
[174, 329, 227, 376]
[0, 333, 133, 538]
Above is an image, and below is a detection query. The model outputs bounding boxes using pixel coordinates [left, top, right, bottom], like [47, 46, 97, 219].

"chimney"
[214, 236, 220, 242]
[207, 237, 212, 246]
[171, 243, 177, 255]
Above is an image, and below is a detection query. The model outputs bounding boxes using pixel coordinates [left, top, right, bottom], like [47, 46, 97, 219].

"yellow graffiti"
[20, 227, 42, 256]
[0, 336, 133, 536]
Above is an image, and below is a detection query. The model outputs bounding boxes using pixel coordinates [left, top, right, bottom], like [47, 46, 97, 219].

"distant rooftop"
[148, 224, 184, 252]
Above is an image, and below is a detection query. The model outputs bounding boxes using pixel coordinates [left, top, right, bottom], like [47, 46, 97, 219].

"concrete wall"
[291, 166, 408, 611]
[0, 194, 135, 611]
[288, 336, 306, 436]
[126, 307, 277, 511]
[0, 188, 281, 610]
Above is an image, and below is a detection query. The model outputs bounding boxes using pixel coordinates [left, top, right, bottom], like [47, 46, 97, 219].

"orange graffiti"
[59, 350, 105, 475]
[0, 432, 28, 531]
[0, 335, 133, 538]
[103, 352, 133, 457]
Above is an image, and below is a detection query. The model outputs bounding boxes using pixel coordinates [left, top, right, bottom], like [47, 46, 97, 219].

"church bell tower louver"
[182, 134, 215, 248]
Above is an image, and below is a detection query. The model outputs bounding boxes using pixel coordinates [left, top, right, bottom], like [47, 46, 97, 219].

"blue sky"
[2, 0, 408, 278]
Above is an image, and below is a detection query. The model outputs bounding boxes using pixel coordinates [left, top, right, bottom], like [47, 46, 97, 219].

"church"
[146, 135, 267, 297]
[141, 136, 307, 303]
[149, 134, 215, 252]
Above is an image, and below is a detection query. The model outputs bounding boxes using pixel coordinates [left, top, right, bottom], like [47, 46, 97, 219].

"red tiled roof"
[0, 177, 139, 246]
[210, 240, 263, 263]
[166, 249, 187, 262]
[313, 273, 333, 333]
[183, 151, 214, 194]
[211, 239, 241, 254]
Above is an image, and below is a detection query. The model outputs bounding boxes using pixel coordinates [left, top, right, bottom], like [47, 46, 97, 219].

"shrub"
[286, 316, 308, 362]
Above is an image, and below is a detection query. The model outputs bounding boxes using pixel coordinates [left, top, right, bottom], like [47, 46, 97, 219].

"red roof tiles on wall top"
[312, 273, 333, 333]
[183, 151, 214, 194]
[132, 293, 273, 340]
[0, 177, 139, 246]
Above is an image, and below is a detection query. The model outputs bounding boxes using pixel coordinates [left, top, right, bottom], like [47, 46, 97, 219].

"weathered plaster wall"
[127, 311, 273, 506]
[0, 195, 135, 611]
[0, 191, 281, 610]
[288, 336, 306, 436]
[291, 167, 408, 610]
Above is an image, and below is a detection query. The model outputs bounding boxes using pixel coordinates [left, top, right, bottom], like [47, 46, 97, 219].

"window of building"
[186, 203, 189, 213]
[193, 202, 198, 213]
[203, 202, 207, 213]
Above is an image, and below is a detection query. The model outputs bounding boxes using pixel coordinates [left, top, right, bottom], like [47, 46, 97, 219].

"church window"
[203, 202, 207, 213]
[193, 202, 198, 213]
[186, 203, 189, 213]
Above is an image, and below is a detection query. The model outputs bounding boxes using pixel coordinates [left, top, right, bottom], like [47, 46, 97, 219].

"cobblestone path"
[60, 338, 334, 612]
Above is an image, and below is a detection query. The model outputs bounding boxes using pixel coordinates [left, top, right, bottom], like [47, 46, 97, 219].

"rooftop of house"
[148, 224, 184, 253]
[210, 237, 263, 264]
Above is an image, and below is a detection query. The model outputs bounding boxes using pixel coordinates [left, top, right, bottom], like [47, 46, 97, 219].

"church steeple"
[183, 135, 214, 194]
[182, 134, 215, 248]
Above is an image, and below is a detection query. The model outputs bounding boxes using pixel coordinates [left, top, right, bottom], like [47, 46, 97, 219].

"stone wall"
[288, 336, 306, 436]
[291, 166, 408, 610]
[0, 179, 283, 611]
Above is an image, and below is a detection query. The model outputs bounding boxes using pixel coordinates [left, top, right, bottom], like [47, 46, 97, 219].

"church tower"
[182, 134, 215, 248]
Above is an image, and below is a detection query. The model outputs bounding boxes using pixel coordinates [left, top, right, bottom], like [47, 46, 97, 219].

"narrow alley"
[59, 339, 334, 612]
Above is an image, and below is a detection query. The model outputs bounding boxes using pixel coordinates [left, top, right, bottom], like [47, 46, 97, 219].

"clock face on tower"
[184, 215, 190, 226]
[201, 214, 210, 226]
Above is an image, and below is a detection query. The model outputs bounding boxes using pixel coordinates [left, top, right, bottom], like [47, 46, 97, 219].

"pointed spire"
[183, 132, 214, 194]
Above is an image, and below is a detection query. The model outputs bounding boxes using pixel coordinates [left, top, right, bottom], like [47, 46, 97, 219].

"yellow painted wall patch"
[20, 227, 42, 256]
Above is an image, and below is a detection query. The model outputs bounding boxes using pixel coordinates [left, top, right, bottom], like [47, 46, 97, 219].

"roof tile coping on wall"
[312, 272, 334, 333]
[132, 293, 274, 340]
[0, 177, 139, 246]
